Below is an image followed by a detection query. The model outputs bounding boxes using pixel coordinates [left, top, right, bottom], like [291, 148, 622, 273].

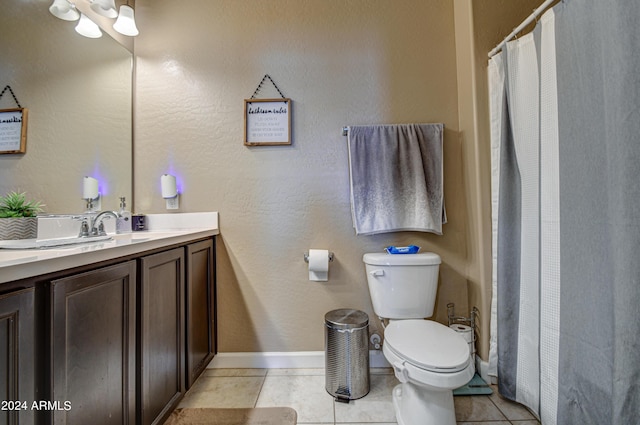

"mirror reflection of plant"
[0, 191, 44, 218]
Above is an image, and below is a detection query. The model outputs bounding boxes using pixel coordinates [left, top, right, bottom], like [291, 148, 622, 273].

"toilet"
[363, 252, 474, 425]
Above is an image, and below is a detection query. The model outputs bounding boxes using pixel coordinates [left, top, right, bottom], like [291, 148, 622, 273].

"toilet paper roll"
[450, 324, 473, 343]
[308, 249, 329, 282]
[450, 324, 475, 355]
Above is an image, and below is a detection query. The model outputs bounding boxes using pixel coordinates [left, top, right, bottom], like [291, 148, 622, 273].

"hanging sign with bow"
[0, 85, 28, 154]
[244, 75, 291, 146]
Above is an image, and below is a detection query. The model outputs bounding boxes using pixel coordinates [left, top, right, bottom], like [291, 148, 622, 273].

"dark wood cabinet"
[185, 239, 215, 389]
[138, 248, 185, 425]
[2, 236, 216, 425]
[0, 287, 35, 425]
[49, 261, 137, 425]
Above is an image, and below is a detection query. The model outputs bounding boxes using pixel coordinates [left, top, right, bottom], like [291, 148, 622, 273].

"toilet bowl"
[362, 252, 475, 425]
[382, 320, 475, 425]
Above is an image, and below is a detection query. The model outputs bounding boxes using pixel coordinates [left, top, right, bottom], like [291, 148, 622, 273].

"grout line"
[253, 374, 267, 408]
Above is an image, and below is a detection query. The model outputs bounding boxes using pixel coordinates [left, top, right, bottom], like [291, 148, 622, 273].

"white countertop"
[0, 212, 219, 284]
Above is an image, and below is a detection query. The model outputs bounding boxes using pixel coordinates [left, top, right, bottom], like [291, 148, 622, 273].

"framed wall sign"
[244, 98, 291, 146]
[0, 108, 28, 154]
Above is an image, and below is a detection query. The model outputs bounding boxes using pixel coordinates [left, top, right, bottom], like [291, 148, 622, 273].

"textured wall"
[134, 0, 470, 352]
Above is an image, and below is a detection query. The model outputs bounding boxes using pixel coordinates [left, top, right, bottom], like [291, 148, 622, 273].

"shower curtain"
[488, 1, 640, 424]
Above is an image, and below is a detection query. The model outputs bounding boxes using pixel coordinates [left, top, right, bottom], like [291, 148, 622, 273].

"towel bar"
[343, 124, 445, 137]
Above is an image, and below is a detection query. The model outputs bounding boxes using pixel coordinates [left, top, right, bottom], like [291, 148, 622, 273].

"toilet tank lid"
[363, 252, 441, 266]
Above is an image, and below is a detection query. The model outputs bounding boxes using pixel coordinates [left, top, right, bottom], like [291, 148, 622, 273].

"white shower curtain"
[488, 1, 640, 423]
[489, 20, 555, 422]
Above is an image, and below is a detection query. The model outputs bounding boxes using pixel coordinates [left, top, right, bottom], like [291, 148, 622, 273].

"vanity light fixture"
[49, 0, 140, 38]
[113, 2, 139, 37]
[90, 0, 118, 18]
[49, 0, 80, 21]
[83, 176, 102, 212]
[75, 13, 102, 38]
[161, 174, 180, 210]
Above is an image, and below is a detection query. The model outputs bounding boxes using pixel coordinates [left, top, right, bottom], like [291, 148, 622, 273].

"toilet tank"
[363, 252, 441, 320]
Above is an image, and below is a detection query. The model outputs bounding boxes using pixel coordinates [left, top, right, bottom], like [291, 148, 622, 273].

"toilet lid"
[384, 320, 470, 372]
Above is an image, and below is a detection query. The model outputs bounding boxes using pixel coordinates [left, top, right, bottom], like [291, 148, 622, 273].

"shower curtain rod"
[488, 0, 557, 58]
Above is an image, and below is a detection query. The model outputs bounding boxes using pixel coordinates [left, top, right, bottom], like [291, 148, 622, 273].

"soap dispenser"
[116, 196, 132, 234]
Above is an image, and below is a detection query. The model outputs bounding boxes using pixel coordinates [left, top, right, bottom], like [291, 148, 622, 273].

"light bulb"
[113, 5, 139, 37]
[75, 14, 102, 38]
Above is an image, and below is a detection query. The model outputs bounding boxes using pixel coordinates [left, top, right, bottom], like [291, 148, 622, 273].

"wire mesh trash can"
[324, 309, 370, 402]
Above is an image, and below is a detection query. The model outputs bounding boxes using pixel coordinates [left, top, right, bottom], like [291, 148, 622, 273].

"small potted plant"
[0, 191, 45, 240]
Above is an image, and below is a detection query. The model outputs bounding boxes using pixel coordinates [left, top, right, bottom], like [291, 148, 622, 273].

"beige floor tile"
[266, 367, 392, 376]
[203, 368, 268, 377]
[267, 368, 325, 376]
[489, 386, 537, 421]
[334, 374, 399, 423]
[183, 367, 539, 425]
[178, 376, 264, 408]
[456, 422, 510, 425]
[454, 396, 507, 422]
[256, 375, 335, 423]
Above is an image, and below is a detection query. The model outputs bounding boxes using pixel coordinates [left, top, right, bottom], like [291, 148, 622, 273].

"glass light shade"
[49, 0, 80, 21]
[90, 0, 118, 18]
[75, 14, 102, 38]
[113, 5, 139, 36]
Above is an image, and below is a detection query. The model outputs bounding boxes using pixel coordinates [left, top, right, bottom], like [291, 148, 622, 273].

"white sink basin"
[0, 235, 112, 249]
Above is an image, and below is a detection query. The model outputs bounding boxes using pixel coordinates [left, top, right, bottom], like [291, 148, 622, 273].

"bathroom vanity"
[0, 213, 218, 425]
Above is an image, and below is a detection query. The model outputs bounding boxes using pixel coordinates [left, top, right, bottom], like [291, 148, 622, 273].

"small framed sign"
[0, 108, 28, 154]
[244, 98, 291, 146]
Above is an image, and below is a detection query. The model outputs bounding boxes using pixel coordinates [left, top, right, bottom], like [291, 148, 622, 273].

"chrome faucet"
[77, 211, 121, 237]
[90, 211, 121, 236]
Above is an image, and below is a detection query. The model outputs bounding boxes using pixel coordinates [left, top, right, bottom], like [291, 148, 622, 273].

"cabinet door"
[139, 248, 185, 425]
[186, 239, 215, 388]
[0, 287, 34, 425]
[51, 261, 136, 425]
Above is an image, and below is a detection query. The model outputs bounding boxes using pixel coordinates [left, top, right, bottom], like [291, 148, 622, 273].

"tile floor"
[176, 367, 541, 425]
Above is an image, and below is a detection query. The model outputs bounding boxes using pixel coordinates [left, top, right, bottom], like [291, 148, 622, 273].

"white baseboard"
[476, 356, 496, 384]
[208, 351, 390, 369]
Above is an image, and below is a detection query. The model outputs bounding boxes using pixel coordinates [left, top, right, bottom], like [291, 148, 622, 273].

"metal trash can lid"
[325, 309, 369, 330]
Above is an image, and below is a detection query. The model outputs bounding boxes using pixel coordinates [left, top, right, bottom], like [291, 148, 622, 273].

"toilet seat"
[384, 320, 470, 372]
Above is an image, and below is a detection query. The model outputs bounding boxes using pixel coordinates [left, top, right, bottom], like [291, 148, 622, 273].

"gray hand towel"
[347, 123, 446, 235]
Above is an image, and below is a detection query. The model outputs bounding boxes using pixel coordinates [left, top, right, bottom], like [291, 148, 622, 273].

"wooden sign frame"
[244, 98, 291, 146]
[0, 108, 28, 154]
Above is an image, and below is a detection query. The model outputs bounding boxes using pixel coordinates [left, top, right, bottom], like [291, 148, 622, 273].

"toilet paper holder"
[447, 303, 478, 330]
[448, 303, 478, 357]
[304, 251, 334, 263]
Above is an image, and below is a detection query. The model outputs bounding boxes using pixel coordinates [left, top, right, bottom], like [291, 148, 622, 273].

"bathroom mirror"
[0, 0, 132, 214]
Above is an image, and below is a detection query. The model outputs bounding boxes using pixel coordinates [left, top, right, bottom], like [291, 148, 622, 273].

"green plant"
[0, 191, 44, 218]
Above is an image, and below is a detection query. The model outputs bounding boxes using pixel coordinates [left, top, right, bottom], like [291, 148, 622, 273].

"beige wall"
[133, 0, 541, 356]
